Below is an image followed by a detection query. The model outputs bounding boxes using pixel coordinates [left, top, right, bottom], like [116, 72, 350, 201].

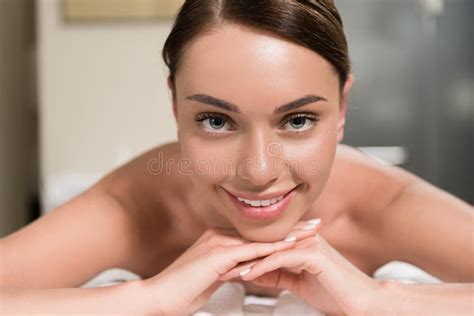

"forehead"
[176, 23, 339, 102]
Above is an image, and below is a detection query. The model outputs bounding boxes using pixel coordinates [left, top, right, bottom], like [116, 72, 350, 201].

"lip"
[223, 185, 299, 221]
[224, 187, 296, 201]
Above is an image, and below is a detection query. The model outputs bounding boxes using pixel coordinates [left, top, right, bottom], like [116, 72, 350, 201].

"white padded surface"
[80, 261, 442, 315]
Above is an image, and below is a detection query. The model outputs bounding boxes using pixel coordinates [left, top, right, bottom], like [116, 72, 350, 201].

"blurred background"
[0, 0, 472, 237]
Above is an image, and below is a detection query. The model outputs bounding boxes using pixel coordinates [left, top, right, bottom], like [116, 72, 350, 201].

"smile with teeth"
[236, 195, 284, 207]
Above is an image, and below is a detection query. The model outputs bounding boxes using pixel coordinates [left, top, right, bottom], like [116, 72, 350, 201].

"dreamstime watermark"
[147, 142, 320, 176]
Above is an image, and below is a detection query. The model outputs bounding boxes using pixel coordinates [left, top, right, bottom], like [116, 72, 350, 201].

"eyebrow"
[185, 93, 327, 114]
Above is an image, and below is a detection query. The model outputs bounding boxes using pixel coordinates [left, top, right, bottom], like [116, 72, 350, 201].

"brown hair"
[162, 0, 351, 96]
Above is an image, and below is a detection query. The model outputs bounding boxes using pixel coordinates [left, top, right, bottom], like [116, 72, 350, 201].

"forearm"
[366, 280, 474, 315]
[0, 280, 157, 315]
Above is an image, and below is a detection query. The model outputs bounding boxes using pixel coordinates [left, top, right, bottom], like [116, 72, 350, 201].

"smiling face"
[169, 23, 353, 242]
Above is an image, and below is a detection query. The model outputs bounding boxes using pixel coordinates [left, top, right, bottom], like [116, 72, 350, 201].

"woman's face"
[170, 23, 352, 242]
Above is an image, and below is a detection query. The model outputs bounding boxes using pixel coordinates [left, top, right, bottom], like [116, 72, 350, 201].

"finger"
[218, 222, 320, 278]
[249, 269, 300, 292]
[218, 259, 259, 281]
[208, 219, 320, 275]
[284, 218, 322, 241]
[240, 247, 321, 281]
[215, 239, 297, 275]
[294, 217, 322, 229]
[283, 266, 304, 274]
[220, 254, 303, 280]
[222, 255, 306, 281]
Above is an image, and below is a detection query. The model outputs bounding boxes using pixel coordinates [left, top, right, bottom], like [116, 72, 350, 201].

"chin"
[231, 215, 299, 243]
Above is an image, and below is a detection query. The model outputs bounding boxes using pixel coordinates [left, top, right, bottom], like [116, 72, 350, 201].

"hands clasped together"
[143, 218, 380, 315]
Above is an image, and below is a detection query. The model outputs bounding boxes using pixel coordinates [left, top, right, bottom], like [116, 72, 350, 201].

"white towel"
[193, 282, 327, 315]
[81, 261, 442, 315]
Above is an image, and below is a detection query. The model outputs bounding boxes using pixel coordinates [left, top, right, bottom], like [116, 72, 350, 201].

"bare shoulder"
[102, 141, 204, 278]
[0, 141, 186, 288]
[100, 141, 185, 213]
[98, 140, 193, 259]
[319, 144, 419, 273]
[334, 144, 474, 281]
[331, 144, 416, 220]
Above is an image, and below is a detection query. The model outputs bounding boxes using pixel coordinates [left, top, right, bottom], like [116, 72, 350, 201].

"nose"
[237, 132, 281, 187]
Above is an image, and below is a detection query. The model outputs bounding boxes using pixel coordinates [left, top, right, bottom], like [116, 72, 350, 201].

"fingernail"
[301, 223, 317, 231]
[307, 218, 321, 225]
[284, 235, 297, 242]
[239, 268, 251, 277]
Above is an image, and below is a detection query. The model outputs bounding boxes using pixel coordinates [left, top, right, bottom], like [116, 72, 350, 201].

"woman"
[1, 0, 472, 315]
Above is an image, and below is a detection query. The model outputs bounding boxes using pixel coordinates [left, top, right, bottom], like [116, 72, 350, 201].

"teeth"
[236, 195, 285, 207]
[250, 200, 261, 207]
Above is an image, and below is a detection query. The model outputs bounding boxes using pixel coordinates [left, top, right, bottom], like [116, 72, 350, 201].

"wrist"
[360, 279, 403, 316]
[116, 279, 165, 315]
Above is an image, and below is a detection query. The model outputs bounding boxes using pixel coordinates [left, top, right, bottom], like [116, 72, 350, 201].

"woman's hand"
[142, 225, 319, 315]
[219, 219, 380, 315]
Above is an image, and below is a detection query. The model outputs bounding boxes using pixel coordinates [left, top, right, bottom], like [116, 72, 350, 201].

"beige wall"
[0, 0, 37, 236]
[37, 0, 178, 212]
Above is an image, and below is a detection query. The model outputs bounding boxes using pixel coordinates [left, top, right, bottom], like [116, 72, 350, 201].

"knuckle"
[305, 256, 321, 275]
[208, 245, 225, 257]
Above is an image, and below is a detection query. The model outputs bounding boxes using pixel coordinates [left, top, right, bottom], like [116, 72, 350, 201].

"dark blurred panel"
[338, 0, 473, 203]
[0, 0, 38, 237]
[434, 0, 473, 204]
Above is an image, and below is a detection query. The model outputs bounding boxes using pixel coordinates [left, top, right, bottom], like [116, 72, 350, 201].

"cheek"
[180, 136, 236, 184]
[282, 132, 337, 184]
